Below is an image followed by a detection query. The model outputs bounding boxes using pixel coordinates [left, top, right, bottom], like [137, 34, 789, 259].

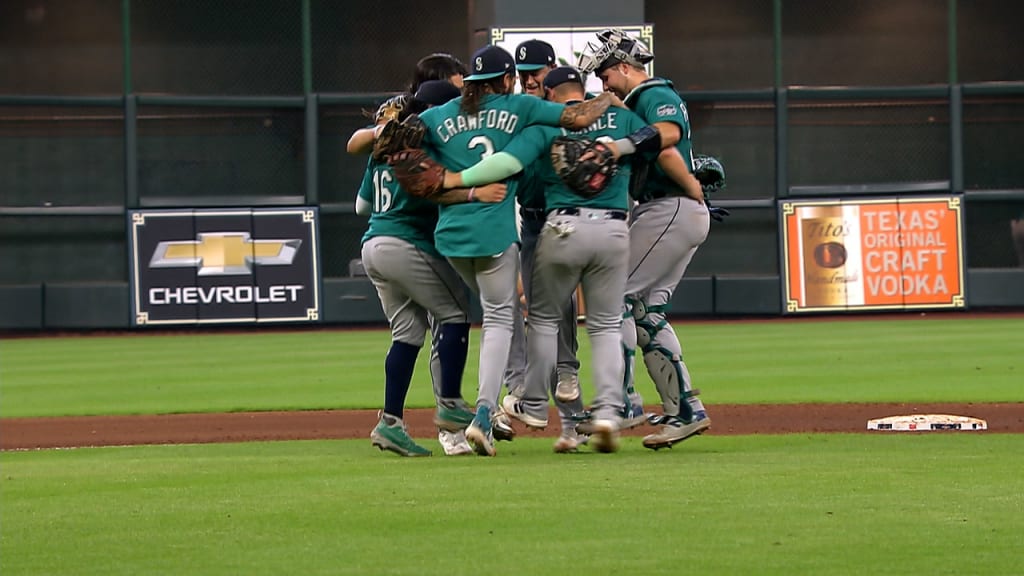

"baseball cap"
[464, 45, 516, 81]
[515, 39, 556, 71]
[542, 66, 584, 90]
[413, 80, 461, 106]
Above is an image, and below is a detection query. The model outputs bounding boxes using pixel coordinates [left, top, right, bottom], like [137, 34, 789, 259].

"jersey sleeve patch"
[656, 104, 678, 118]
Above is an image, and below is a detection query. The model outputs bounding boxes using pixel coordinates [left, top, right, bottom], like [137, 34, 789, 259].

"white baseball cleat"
[438, 429, 473, 456]
[501, 395, 548, 429]
[554, 373, 581, 403]
[589, 419, 620, 453]
[553, 429, 588, 453]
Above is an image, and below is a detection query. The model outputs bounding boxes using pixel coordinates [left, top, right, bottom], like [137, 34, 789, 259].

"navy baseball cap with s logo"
[464, 45, 516, 81]
[515, 39, 556, 71]
[542, 66, 584, 90]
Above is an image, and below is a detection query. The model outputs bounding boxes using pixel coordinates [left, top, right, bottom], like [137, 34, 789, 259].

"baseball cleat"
[554, 373, 581, 403]
[552, 429, 588, 453]
[491, 411, 517, 442]
[589, 419, 620, 453]
[465, 406, 497, 456]
[575, 405, 651, 435]
[371, 414, 432, 457]
[642, 411, 711, 450]
[434, 398, 475, 432]
[438, 429, 473, 456]
[501, 395, 548, 429]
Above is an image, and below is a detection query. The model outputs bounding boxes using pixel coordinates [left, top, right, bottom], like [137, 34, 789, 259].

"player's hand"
[474, 183, 507, 203]
[709, 205, 730, 222]
[589, 140, 621, 160]
[604, 91, 626, 109]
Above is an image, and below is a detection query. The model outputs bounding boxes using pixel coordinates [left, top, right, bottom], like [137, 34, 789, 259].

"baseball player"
[512, 67, 654, 452]
[435, 67, 675, 451]
[357, 80, 508, 457]
[578, 29, 714, 450]
[348, 53, 468, 155]
[403, 44, 620, 456]
[500, 40, 584, 449]
[348, 53, 520, 455]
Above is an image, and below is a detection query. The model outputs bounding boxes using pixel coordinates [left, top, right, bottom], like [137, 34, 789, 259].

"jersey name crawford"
[436, 110, 520, 142]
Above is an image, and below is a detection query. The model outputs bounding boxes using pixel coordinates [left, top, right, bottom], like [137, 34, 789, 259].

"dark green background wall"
[1, 0, 1022, 329]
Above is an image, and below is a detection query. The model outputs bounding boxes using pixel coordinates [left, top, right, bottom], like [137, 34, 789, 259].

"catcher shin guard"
[631, 298, 697, 422]
[620, 341, 642, 416]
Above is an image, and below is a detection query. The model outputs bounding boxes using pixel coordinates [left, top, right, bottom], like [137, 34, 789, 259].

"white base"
[867, 413, 987, 431]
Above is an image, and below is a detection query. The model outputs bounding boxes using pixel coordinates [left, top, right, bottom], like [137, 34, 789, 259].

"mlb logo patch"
[656, 104, 676, 117]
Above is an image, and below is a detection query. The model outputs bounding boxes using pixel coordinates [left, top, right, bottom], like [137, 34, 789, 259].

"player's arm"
[431, 183, 507, 205]
[354, 158, 376, 214]
[602, 124, 662, 161]
[655, 147, 704, 203]
[650, 121, 681, 149]
[442, 153, 524, 188]
[355, 196, 372, 215]
[442, 125, 554, 188]
[347, 124, 384, 155]
[348, 94, 410, 155]
[528, 93, 623, 131]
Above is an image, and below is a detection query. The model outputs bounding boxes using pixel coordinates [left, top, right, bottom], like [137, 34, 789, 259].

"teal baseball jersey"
[357, 157, 441, 257]
[418, 94, 569, 257]
[623, 78, 695, 201]
[515, 163, 546, 210]
[502, 106, 650, 212]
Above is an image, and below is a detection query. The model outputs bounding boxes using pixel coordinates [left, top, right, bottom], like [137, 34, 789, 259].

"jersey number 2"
[468, 135, 494, 160]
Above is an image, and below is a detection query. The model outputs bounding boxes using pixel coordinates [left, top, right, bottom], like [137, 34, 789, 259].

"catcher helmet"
[692, 154, 727, 194]
[577, 28, 654, 75]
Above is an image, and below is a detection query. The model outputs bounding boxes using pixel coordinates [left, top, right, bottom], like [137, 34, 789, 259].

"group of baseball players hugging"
[348, 28, 727, 457]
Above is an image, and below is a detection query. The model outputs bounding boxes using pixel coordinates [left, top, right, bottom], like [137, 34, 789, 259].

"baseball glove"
[373, 93, 410, 124]
[389, 148, 446, 199]
[693, 154, 726, 194]
[550, 136, 619, 197]
[372, 114, 426, 162]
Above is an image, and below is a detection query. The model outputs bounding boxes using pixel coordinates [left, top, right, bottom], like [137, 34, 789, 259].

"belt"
[552, 207, 628, 221]
[639, 190, 686, 204]
[519, 207, 547, 221]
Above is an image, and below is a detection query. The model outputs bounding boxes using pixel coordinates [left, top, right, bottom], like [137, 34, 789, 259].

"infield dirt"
[3, 402, 1022, 450]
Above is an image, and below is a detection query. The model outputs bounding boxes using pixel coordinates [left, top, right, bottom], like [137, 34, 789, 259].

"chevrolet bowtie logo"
[150, 232, 301, 276]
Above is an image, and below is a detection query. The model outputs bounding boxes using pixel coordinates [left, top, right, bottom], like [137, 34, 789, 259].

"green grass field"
[1, 317, 1021, 418]
[2, 316, 1023, 575]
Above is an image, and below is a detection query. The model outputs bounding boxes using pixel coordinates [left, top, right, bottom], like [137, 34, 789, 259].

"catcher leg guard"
[632, 299, 699, 422]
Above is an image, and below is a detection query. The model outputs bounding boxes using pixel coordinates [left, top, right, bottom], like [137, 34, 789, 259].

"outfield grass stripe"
[2, 318, 1021, 418]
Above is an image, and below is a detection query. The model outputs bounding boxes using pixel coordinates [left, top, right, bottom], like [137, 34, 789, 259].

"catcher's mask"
[577, 28, 654, 76]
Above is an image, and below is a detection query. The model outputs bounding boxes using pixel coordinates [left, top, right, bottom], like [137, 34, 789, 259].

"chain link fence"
[0, 104, 125, 206]
[137, 104, 305, 201]
[788, 98, 951, 186]
[311, 0, 470, 93]
[646, 0, 775, 91]
[131, 0, 303, 95]
[781, 0, 948, 86]
[0, 0, 123, 94]
[2, 0, 1023, 292]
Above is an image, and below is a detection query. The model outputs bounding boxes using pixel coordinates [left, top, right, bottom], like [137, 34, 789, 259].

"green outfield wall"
[1, 0, 1022, 328]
